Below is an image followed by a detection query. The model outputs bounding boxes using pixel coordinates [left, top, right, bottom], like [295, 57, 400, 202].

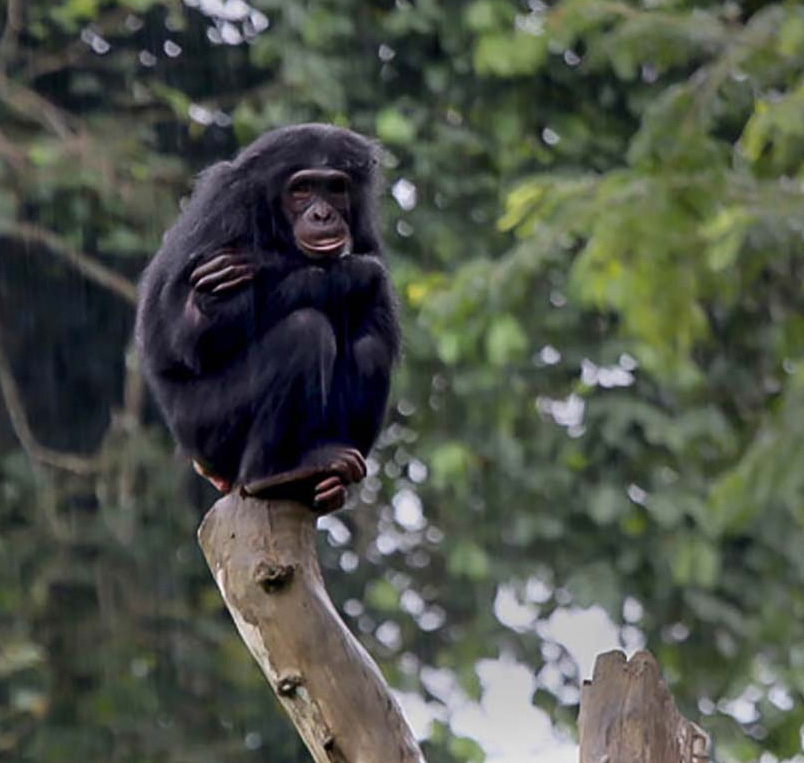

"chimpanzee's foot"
[242, 445, 367, 513]
[192, 459, 233, 493]
[300, 444, 367, 485]
[311, 474, 347, 513]
[301, 444, 366, 511]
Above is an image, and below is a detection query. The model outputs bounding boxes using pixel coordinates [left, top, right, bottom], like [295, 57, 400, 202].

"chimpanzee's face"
[281, 168, 352, 258]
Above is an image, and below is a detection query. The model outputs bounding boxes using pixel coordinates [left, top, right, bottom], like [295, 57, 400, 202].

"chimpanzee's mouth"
[298, 234, 351, 257]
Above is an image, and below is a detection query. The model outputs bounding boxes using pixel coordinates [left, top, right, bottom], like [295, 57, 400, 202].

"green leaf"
[429, 442, 474, 489]
[701, 207, 751, 272]
[366, 579, 400, 612]
[671, 535, 721, 588]
[589, 485, 625, 525]
[485, 314, 528, 366]
[376, 108, 416, 145]
[448, 735, 485, 762]
[436, 331, 462, 364]
[474, 32, 546, 77]
[448, 541, 491, 581]
[464, 0, 506, 32]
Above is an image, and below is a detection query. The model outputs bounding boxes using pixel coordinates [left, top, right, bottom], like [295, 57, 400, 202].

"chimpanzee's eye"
[291, 181, 312, 199]
[327, 177, 348, 196]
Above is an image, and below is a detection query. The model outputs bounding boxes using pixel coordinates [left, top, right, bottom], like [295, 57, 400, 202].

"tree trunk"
[578, 650, 709, 763]
[198, 493, 425, 763]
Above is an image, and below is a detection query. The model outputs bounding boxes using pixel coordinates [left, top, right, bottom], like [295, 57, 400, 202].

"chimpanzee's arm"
[334, 254, 401, 355]
[323, 254, 401, 455]
[138, 245, 264, 375]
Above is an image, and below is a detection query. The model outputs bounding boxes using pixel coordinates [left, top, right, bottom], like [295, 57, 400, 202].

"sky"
[396, 604, 639, 762]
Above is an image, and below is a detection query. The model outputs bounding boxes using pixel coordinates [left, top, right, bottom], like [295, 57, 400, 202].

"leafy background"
[2, 0, 804, 761]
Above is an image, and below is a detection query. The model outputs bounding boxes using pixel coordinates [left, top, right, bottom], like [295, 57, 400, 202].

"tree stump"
[578, 650, 709, 763]
[198, 493, 425, 763]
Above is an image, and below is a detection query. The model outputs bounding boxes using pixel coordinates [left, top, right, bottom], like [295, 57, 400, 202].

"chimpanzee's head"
[167, 124, 384, 262]
[281, 167, 353, 258]
[241, 124, 381, 259]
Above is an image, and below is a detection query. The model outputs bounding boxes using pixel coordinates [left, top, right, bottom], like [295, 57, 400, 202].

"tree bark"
[198, 492, 425, 763]
[578, 650, 709, 763]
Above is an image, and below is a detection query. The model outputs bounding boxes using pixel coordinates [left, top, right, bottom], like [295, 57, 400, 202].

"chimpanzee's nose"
[312, 203, 333, 223]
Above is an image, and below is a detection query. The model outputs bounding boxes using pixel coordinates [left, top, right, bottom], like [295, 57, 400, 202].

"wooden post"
[198, 493, 425, 763]
[579, 650, 709, 763]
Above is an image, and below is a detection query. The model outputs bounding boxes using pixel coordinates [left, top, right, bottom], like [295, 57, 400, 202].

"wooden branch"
[198, 494, 426, 763]
[22, 8, 129, 81]
[0, 127, 27, 172]
[579, 650, 709, 763]
[119, 338, 145, 430]
[0, 74, 78, 139]
[2, 221, 138, 305]
[0, 0, 22, 71]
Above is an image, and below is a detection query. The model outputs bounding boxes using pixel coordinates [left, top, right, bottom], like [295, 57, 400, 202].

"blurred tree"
[2, 0, 804, 761]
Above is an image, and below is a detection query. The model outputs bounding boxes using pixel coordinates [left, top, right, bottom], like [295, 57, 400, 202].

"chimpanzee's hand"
[190, 250, 256, 295]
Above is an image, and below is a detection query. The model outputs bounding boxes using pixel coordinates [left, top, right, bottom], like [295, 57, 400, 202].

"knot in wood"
[322, 734, 347, 763]
[277, 672, 303, 697]
[252, 560, 295, 591]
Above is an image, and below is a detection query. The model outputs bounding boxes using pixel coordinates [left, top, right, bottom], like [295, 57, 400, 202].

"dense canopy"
[2, 0, 804, 761]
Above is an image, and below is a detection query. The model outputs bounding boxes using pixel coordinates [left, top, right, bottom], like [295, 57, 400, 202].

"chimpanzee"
[135, 124, 400, 512]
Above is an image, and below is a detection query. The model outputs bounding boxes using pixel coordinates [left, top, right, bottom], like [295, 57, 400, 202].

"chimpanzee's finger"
[194, 263, 251, 287]
[195, 265, 253, 292]
[190, 254, 232, 284]
[339, 449, 367, 482]
[314, 483, 346, 512]
[190, 253, 250, 285]
[329, 456, 362, 485]
[316, 475, 343, 494]
[211, 274, 255, 294]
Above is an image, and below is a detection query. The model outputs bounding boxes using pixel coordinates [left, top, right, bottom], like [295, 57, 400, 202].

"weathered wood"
[578, 650, 709, 763]
[198, 493, 425, 763]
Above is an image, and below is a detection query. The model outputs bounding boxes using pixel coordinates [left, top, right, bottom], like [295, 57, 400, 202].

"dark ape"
[136, 124, 400, 511]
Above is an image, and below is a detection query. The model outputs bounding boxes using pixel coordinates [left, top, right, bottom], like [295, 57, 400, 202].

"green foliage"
[473, 32, 546, 77]
[3, 0, 804, 761]
[376, 108, 418, 145]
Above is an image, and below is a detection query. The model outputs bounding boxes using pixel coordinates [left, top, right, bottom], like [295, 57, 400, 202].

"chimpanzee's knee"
[280, 308, 337, 371]
[352, 334, 393, 378]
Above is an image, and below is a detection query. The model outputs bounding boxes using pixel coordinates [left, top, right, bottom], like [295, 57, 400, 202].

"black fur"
[136, 124, 400, 486]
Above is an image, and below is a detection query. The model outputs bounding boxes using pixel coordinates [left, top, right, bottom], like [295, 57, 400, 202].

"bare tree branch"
[122, 340, 146, 428]
[199, 496, 426, 763]
[579, 651, 710, 763]
[0, 126, 27, 172]
[0, 0, 22, 72]
[23, 8, 129, 81]
[0, 73, 79, 139]
[3, 221, 138, 305]
[111, 340, 146, 519]
[0, 329, 101, 475]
